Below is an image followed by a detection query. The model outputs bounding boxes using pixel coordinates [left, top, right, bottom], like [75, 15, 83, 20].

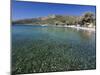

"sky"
[12, 0, 96, 21]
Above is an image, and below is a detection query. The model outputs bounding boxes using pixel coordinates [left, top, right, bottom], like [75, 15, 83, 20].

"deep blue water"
[12, 24, 96, 74]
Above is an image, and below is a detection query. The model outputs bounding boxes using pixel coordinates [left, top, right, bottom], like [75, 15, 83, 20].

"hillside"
[12, 12, 96, 27]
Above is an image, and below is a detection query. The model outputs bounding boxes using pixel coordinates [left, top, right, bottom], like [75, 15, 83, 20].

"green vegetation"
[78, 12, 95, 26]
[13, 12, 96, 27]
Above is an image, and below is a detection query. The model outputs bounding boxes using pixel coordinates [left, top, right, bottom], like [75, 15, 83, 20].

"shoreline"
[13, 24, 95, 31]
[56, 25, 95, 31]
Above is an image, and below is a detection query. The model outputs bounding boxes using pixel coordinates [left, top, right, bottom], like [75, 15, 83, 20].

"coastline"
[13, 24, 95, 31]
[55, 25, 95, 31]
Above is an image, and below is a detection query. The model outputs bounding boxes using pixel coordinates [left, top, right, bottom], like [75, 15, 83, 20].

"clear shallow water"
[12, 24, 96, 74]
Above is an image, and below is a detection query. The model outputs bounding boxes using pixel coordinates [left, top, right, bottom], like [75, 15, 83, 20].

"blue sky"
[12, 1, 96, 21]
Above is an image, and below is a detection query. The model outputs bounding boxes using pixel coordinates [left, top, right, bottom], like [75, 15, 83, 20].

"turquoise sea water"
[12, 24, 96, 74]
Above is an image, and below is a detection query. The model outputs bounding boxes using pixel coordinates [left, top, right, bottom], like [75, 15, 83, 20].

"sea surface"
[12, 24, 96, 74]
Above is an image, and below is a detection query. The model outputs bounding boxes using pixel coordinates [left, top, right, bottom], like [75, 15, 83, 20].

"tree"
[81, 12, 95, 26]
